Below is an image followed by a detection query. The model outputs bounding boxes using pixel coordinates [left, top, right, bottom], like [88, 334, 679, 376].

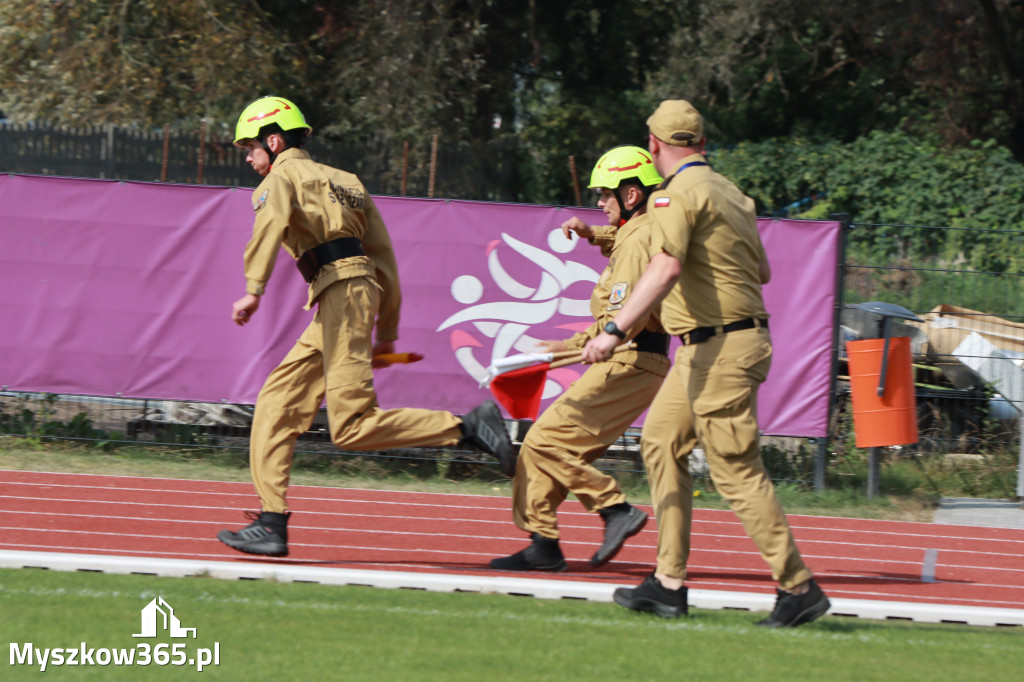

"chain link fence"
[2, 127, 1021, 493]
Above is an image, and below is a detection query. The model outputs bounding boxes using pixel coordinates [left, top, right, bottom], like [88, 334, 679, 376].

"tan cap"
[647, 100, 703, 146]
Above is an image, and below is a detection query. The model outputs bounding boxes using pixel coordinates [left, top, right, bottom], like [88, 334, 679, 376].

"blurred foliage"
[0, 394, 115, 448]
[0, 0, 294, 130]
[712, 130, 1024, 310]
[2, 0, 1024, 210]
[648, 1, 1024, 154]
[493, 0, 683, 205]
[307, 0, 488, 144]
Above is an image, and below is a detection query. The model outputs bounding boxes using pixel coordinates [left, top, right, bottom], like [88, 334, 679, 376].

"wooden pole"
[197, 120, 206, 184]
[548, 343, 637, 370]
[401, 140, 410, 197]
[160, 124, 171, 182]
[427, 134, 439, 199]
[568, 155, 582, 206]
[105, 125, 116, 179]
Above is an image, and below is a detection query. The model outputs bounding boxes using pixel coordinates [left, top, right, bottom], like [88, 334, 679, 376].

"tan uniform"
[641, 159, 812, 590]
[586, 223, 617, 257]
[512, 213, 670, 538]
[244, 148, 462, 513]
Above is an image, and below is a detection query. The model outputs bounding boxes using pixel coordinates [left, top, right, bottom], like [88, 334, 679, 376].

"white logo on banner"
[437, 228, 599, 399]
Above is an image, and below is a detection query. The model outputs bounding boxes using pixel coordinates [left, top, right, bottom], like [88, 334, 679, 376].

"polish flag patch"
[654, 197, 671, 208]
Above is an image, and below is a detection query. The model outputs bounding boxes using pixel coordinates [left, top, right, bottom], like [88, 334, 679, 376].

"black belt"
[679, 318, 768, 346]
[633, 329, 670, 355]
[296, 237, 365, 283]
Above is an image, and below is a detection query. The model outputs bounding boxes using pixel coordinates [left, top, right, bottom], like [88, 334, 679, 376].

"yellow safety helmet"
[588, 145, 662, 190]
[233, 96, 312, 147]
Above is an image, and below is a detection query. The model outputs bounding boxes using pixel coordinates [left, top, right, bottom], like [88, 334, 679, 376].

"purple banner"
[0, 175, 839, 436]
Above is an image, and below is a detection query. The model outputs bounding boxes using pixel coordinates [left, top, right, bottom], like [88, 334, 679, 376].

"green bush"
[0, 394, 109, 443]
[712, 131, 1024, 275]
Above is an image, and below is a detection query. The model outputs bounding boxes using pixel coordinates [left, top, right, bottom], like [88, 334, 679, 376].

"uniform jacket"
[242, 148, 402, 341]
[565, 212, 670, 376]
[647, 159, 768, 335]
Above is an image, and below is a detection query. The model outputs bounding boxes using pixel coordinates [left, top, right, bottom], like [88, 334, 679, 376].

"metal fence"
[832, 217, 1023, 499]
[1, 129, 1021, 492]
[0, 122, 524, 201]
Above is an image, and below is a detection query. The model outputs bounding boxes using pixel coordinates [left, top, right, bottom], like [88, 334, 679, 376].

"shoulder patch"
[653, 196, 671, 208]
[254, 189, 268, 211]
[609, 281, 628, 305]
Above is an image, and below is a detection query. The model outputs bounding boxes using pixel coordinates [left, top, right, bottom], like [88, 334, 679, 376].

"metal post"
[815, 213, 851, 491]
[867, 446, 881, 498]
[876, 317, 892, 396]
[1017, 415, 1023, 507]
[814, 440, 827, 491]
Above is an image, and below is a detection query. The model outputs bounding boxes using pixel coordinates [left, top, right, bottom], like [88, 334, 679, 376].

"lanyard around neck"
[656, 158, 708, 190]
[672, 158, 708, 175]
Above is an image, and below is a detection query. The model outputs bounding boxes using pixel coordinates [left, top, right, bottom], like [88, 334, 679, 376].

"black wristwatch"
[603, 321, 627, 339]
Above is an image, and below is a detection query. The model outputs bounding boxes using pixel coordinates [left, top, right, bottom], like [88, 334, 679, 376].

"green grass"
[2, 569, 1022, 682]
[0, 437, 519, 500]
[2, 438, 1021, 680]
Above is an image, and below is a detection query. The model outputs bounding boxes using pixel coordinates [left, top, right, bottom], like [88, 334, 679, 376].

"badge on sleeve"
[254, 189, 268, 211]
[654, 196, 671, 208]
[609, 281, 628, 305]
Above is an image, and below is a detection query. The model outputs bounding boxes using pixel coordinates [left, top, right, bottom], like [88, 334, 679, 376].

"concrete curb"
[2, 549, 1021, 628]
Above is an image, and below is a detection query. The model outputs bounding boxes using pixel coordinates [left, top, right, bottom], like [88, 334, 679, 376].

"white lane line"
[5, 481, 1024, 549]
[5, 502, 1024, 574]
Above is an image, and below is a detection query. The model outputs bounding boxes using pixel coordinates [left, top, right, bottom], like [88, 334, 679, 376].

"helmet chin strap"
[261, 138, 279, 166]
[613, 188, 644, 225]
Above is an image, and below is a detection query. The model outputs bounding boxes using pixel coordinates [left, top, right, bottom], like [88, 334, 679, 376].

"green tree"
[0, 1, 491, 142]
[3, 0, 1024, 209]
[712, 130, 1024, 274]
[0, 0, 302, 130]
[647, 0, 1024, 158]
[307, 1, 489, 156]
[447, 0, 685, 205]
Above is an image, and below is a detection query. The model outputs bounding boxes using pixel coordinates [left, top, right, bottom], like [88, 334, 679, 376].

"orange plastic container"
[846, 337, 919, 448]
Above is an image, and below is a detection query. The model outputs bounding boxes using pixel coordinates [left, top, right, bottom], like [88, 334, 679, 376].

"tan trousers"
[250, 277, 463, 513]
[640, 328, 813, 590]
[512, 359, 665, 539]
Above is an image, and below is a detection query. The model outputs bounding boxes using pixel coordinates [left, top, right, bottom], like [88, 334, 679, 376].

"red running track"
[2, 469, 1023, 613]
